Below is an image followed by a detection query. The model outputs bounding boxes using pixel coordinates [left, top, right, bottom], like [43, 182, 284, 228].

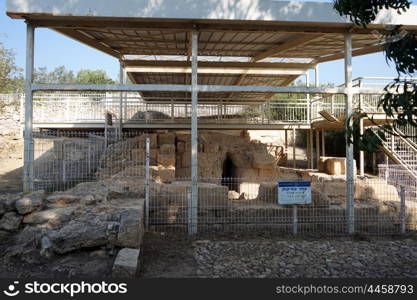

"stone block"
[157, 166, 176, 182]
[112, 248, 140, 278]
[258, 168, 279, 178]
[176, 142, 185, 153]
[158, 154, 176, 167]
[23, 207, 76, 226]
[252, 151, 275, 170]
[134, 134, 158, 148]
[321, 157, 357, 176]
[116, 206, 144, 249]
[158, 133, 176, 145]
[159, 144, 176, 155]
[131, 149, 158, 163]
[0, 212, 22, 231]
[181, 152, 191, 168]
[15, 190, 45, 215]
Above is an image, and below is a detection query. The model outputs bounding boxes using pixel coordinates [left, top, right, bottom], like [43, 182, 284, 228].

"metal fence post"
[292, 205, 298, 235]
[344, 32, 355, 235]
[23, 23, 35, 193]
[292, 128, 296, 168]
[190, 28, 199, 235]
[400, 186, 406, 235]
[145, 137, 150, 229]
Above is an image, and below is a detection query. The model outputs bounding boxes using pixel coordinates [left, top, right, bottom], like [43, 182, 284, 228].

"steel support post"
[309, 129, 314, 169]
[285, 130, 288, 166]
[189, 29, 199, 235]
[145, 138, 150, 229]
[293, 128, 296, 168]
[316, 129, 320, 169]
[23, 23, 35, 193]
[321, 129, 326, 157]
[359, 81, 365, 177]
[306, 72, 311, 123]
[400, 186, 406, 235]
[344, 33, 355, 234]
[119, 62, 124, 138]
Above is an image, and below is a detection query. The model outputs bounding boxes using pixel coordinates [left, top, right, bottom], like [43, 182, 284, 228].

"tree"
[34, 66, 75, 84]
[333, 0, 417, 152]
[0, 41, 24, 93]
[33, 66, 115, 85]
[75, 69, 115, 84]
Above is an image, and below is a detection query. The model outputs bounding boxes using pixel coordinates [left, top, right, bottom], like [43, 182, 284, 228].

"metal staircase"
[372, 127, 417, 181]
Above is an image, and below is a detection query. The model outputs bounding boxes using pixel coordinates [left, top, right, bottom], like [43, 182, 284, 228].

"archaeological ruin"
[2, 0, 417, 278]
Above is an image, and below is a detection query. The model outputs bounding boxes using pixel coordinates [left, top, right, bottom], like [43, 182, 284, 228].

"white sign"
[278, 182, 312, 205]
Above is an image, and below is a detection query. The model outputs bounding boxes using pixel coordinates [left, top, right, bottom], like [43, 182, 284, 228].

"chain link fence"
[29, 130, 417, 236]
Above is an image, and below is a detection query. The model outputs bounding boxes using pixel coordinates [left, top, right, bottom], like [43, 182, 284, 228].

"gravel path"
[193, 239, 417, 278]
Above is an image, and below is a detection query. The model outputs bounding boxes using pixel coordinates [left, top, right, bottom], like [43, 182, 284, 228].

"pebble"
[192, 239, 417, 278]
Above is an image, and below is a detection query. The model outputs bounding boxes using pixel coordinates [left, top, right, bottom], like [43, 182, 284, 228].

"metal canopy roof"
[7, 0, 417, 101]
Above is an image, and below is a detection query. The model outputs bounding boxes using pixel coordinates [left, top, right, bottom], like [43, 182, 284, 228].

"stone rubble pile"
[0, 186, 144, 264]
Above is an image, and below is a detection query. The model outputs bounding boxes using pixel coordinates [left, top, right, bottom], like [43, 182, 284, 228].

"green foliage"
[384, 31, 417, 75]
[34, 66, 75, 84]
[75, 69, 115, 84]
[379, 79, 417, 125]
[346, 112, 385, 153]
[33, 66, 115, 84]
[333, 0, 411, 26]
[0, 42, 24, 93]
[333, 0, 417, 152]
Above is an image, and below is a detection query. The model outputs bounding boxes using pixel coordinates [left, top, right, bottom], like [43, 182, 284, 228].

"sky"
[1, 0, 416, 84]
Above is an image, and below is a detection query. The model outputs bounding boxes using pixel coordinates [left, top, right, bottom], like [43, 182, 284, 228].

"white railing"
[26, 92, 309, 125]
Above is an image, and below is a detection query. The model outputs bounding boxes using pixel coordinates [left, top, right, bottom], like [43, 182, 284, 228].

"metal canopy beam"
[23, 19, 393, 34]
[31, 83, 386, 95]
[314, 44, 383, 63]
[252, 34, 324, 62]
[122, 60, 315, 70]
[125, 66, 306, 75]
[54, 28, 121, 58]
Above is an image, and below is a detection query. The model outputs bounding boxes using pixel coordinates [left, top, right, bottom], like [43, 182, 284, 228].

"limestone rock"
[15, 190, 45, 215]
[0, 193, 21, 212]
[23, 207, 77, 226]
[252, 151, 276, 170]
[0, 212, 23, 231]
[0, 230, 10, 241]
[4, 226, 46, 262]
[131, 148, 158, 163]
[116, 207, 144, 249]
[158, 133, 176, 145]
[46, 193, 80, 207]
[177, 142, 185, 153]
[156, 166, 176, 183]
[158, 154, 176, 167]
[47, 215, 118, 254]
[228, 191, 240, 200]
[112, 248, 140, 278]
[257, 182, 278, 203]
[159, 144, 176, 155]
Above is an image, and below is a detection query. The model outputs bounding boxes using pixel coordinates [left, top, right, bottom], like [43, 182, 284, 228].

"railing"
[28, 92, 310, 125]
